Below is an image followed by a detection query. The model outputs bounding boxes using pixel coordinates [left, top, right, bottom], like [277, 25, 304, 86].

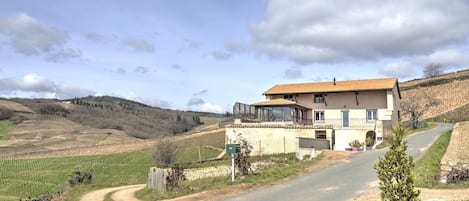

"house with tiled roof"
[226, 77, 401, 154]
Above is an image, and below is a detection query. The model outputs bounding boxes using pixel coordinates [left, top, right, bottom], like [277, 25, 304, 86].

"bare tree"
[402, 93, 438, 129]
[153, 139, 178, 168]
[423, 63, 443, 77]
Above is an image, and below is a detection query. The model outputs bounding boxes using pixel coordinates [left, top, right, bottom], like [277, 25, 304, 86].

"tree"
[374, 124, 420, 201]
[423, 63, 443, 77]
[401, 93, 438, 129]
[153, 139, 178, 168]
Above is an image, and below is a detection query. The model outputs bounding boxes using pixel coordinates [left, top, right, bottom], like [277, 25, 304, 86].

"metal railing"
[313, 118, 377, 129]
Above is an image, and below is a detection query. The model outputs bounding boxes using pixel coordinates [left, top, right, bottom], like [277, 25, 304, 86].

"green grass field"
[135, 153, 323, 201]
[0, 120, 15, 140]
[413, 129, 469, 189]
[0, 145, 222, 201]
[0, 151, 153, 201]
[413, 130, 452, 187]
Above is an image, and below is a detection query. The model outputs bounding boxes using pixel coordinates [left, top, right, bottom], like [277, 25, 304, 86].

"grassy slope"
[0, 145, 222, 201]
[429, 103, 469, 123]
[0, 120, 15, 140]
[0, 129, 225, 200]
[11, 96, 226, 139]
[413, 129, 469, 188]
[136, 153, 324, 201]
[413, 130, 452, 187]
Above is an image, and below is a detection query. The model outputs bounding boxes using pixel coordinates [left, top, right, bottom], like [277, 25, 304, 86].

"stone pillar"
[147, 167, 166, 191]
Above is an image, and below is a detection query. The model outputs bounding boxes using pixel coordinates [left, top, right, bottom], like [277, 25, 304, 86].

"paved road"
[222, 123, 453, 201]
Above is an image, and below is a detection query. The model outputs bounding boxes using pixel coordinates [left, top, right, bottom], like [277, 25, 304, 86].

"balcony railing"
[313, 118, 377, 129]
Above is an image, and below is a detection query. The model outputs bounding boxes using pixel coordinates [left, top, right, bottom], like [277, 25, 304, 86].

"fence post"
[198, 145, 202, 163]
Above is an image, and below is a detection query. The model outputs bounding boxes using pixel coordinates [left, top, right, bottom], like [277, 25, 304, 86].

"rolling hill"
[4, 96, 223, 139]
[400, 69, 469, 123]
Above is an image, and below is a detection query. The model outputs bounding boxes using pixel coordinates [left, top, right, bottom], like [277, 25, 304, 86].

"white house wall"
[334, 129, 370, 150]
[225, 127, 333, 156]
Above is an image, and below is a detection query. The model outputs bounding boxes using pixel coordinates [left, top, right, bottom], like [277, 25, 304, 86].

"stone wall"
[148, 161, 274, 186]
[440, 121, 469, 183]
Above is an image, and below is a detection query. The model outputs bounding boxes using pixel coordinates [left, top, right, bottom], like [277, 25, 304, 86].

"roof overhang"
[251, 99, 311, 109]
[263, 77, 398, 95]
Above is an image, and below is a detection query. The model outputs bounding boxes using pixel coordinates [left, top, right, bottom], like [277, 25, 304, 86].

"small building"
[226, 77, 401, 155]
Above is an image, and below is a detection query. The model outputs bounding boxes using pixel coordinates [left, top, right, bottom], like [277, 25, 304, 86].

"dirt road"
[79, 184, 145, 201]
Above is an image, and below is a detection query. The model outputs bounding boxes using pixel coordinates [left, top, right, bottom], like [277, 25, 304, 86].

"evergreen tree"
[374, 123, 420, 201]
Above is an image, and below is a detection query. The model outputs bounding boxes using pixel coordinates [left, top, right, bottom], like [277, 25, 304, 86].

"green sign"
[226, 144, 240, 154]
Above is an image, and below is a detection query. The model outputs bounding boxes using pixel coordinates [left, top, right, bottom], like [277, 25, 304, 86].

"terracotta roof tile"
[264, 78, 397, 95]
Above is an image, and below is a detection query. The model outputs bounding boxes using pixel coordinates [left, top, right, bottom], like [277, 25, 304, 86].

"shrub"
[154, 139, 178, 168]
[38, 104, 69, 116]
[0, 106, 13, 120]
[374, 123, 420, 200]
[447, 167, 469, 184]
[348, 140, 363, 148]
[68, 169, 93, 187]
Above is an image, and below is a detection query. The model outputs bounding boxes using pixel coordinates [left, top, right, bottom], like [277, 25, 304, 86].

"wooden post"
[198, 145, 202, 163]
[231, 154, 235, 182]
[284, 136, 286, 154]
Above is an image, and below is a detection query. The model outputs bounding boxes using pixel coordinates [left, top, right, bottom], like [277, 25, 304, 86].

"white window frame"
[314, 111, 325, 122]
[367, 109, 378, 121]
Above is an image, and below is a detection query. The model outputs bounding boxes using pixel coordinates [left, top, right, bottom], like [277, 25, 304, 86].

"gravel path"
[79, 184, 145, 201]
[111, 184, 146, 201]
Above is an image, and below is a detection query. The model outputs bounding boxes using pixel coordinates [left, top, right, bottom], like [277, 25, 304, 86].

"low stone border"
[440, 121, 469, 183]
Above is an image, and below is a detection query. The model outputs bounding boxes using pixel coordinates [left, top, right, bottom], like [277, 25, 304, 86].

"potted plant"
[348, 140, 363, 152]
[365, 137, 374, 150]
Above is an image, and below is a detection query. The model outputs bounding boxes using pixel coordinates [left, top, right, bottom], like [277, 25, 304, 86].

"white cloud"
[116, 67, 126, 74]
[0, 73, 94, 99]
[379, 49, 469, 78]
[187, 97, 205, 106]
[283, 68, 303, 79]
[224, 40, 251, 54]
[193, 89, 208, 96]
[125, 92, 171, 108]
[121, 38, 155, 53]
[84, 32, 105, 42]
[171, 64, 182, 70]
[410, 49, 469, 67]
[134, 66, 149, 74]
[0, 13, 69, 55]
[183, 38, 202, 49]
[212, 50, 232, 60]
[379, 62, 416, 78]
[44, 48, 82, 62]
[249, 0, 469, 64]
[200, 102, 225, 113]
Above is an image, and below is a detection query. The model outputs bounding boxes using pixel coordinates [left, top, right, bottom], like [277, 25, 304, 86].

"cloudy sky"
[1, 0, 469, 113]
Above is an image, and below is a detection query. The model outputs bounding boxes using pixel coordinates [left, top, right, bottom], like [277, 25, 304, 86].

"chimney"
[333, 77, 336, 85]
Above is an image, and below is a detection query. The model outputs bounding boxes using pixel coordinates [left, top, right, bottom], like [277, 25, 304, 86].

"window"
[367, 109, 378, 121]
[315, 111, 325, 121]
[284, 95, 294, 101]
[314, 94, 324, 103]
[315, 131, 327, 139]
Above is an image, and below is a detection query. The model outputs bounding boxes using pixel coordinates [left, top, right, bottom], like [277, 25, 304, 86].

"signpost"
[226, 144, 240, 182]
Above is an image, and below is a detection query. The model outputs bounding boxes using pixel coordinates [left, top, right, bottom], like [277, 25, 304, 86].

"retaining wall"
[440, 121, 469, 183]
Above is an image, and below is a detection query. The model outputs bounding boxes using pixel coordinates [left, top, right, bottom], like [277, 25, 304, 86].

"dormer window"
[314, 94, 324, 103]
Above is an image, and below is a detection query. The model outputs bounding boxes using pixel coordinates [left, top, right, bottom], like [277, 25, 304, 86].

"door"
[342, 111, 349, 128]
